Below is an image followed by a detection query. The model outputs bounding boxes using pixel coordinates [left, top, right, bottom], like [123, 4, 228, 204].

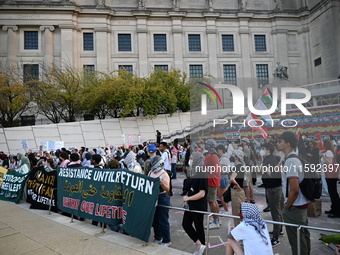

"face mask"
[188, 159, 193, 166]
[230, 156, 235, 162]
[260, 150, 266, 157]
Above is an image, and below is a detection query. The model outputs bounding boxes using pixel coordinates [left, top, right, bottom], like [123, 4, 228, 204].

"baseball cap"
[148, 144, 157, 154]
[277, 131, 298, 149]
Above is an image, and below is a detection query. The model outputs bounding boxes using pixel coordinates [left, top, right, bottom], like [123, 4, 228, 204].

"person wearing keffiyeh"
[148, 155, 171, 247]
[226, 203, 273, 255]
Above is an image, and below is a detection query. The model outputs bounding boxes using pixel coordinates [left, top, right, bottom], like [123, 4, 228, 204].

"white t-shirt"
[320, 150, 334, 164]
[281, 152, 309, 205]
[231, 221, 273, 255]
[161, 150, 171, 171]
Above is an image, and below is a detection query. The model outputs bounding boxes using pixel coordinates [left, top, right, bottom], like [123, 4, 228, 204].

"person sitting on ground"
[16, 154, 31, 174]
[226, 203, 273, 255]
[67, 153, 82, 168]
[45, 158, 56, 172]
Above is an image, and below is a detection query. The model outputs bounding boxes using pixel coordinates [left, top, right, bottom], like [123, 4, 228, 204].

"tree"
[43, 66, 85, 122]
[104, 70, 142, 118]
[80, 69, 110, 119]
[0, 67, 31, 127]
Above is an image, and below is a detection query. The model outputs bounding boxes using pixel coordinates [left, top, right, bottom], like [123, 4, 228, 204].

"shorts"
[219, 176, 229, 188]
[243, 172, 251, 187]
[207, 186, 217, 203]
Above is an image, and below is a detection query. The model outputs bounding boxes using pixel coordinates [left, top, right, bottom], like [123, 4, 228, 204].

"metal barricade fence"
[47, 186, 340, 255]
[158, 205, 340, 255]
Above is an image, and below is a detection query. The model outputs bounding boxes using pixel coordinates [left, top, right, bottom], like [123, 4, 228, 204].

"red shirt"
[204, 153, 221, 187]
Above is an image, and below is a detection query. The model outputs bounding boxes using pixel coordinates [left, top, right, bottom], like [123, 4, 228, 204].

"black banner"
[26, 166, 58, 212]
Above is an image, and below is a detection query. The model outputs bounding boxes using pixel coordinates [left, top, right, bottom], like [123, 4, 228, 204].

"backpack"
[285, 154, 322, 201]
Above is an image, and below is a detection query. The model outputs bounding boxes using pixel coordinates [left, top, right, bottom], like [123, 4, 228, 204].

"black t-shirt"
[231, 163, 244, 189]
[187, 177, 208, 211]
[1, 159, 9, 168]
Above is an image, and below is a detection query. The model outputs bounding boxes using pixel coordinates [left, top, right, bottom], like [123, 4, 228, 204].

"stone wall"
[0, 113, 190, 154]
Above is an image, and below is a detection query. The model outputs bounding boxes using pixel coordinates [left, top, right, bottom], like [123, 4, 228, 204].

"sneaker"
[196, 244, 206, 255]
[271, 238, 280, 247]
[205, 222, 220, 229]
[160, 242, 171, 247]
[269, 231, 284, 236]
[152, 239, 162, 244]
[263, 206, 271, 212]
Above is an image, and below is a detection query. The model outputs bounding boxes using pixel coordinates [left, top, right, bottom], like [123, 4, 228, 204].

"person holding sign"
[148, 155, 171, 247]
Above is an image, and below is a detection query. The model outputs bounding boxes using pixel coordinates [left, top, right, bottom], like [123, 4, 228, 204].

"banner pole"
[101, 223, 105, 234]
[48, 188, 57, 215]
[70, 214, 74, 223]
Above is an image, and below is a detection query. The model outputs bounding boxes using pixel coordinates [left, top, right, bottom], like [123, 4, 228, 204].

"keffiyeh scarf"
[241, 202, 269, 245]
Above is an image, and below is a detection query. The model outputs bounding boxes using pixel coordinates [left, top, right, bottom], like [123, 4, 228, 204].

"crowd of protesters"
[0, 131, 339, 255]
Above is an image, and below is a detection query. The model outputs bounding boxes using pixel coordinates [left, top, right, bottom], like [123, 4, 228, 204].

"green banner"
[57, 167, 159, 242]
[0, 171, 29, 203]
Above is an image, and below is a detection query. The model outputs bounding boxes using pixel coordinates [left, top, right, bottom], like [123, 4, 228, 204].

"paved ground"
[1, 171, 339, 255]
[168, 172, 340, 255]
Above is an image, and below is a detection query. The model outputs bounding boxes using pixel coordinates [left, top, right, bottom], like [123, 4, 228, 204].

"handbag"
[223, 186, 231, 203]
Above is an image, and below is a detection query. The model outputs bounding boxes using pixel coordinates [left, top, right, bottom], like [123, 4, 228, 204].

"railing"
[298, 79, 340, 97]
[159, 205, 340, 255]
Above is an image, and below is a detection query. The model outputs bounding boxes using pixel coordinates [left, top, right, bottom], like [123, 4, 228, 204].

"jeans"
[266, 186, 283, 239]
[153, 193, 171, 243]
[283, 206, 311, 255]
[171, 163, 177, 179]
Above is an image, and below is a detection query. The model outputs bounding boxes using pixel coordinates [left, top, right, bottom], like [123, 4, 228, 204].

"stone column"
[95, 27, 110, 72]
[170, 14, 185, 71]
[205, 15, 219, 79]
[273, 29, 289, 69]
[238, 18, 251, 85]
[40, 25, 55, 69]
[136, 16, 149, 77]
[2, 25, 18, 67]
[59, 25, 74, 69]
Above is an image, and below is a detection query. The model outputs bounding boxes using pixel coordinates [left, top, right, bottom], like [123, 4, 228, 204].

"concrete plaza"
[1, 172, 340, 255]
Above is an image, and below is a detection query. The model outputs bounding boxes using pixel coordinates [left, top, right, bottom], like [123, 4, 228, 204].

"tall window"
[188, 34, 201, 51]
[256, 64, 269, 87]
[189, 65, 203, 78]
[24, 31, 38, 50]
[154, 65, 168, 72]
[83, 33, 94, 51]
[223, 65, 237, 85]
[23, 64, 39, 83]
[254, 35, 266, 52]
[153, 34, 167, 51]
[119, 65, 133, 73]
[222, 35, 234, 52]
[118, 34, 132, 51]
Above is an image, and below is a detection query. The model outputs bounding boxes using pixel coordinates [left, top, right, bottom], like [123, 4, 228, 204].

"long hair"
[47, 158, 56, 169]
[323, 139, 336, 157]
